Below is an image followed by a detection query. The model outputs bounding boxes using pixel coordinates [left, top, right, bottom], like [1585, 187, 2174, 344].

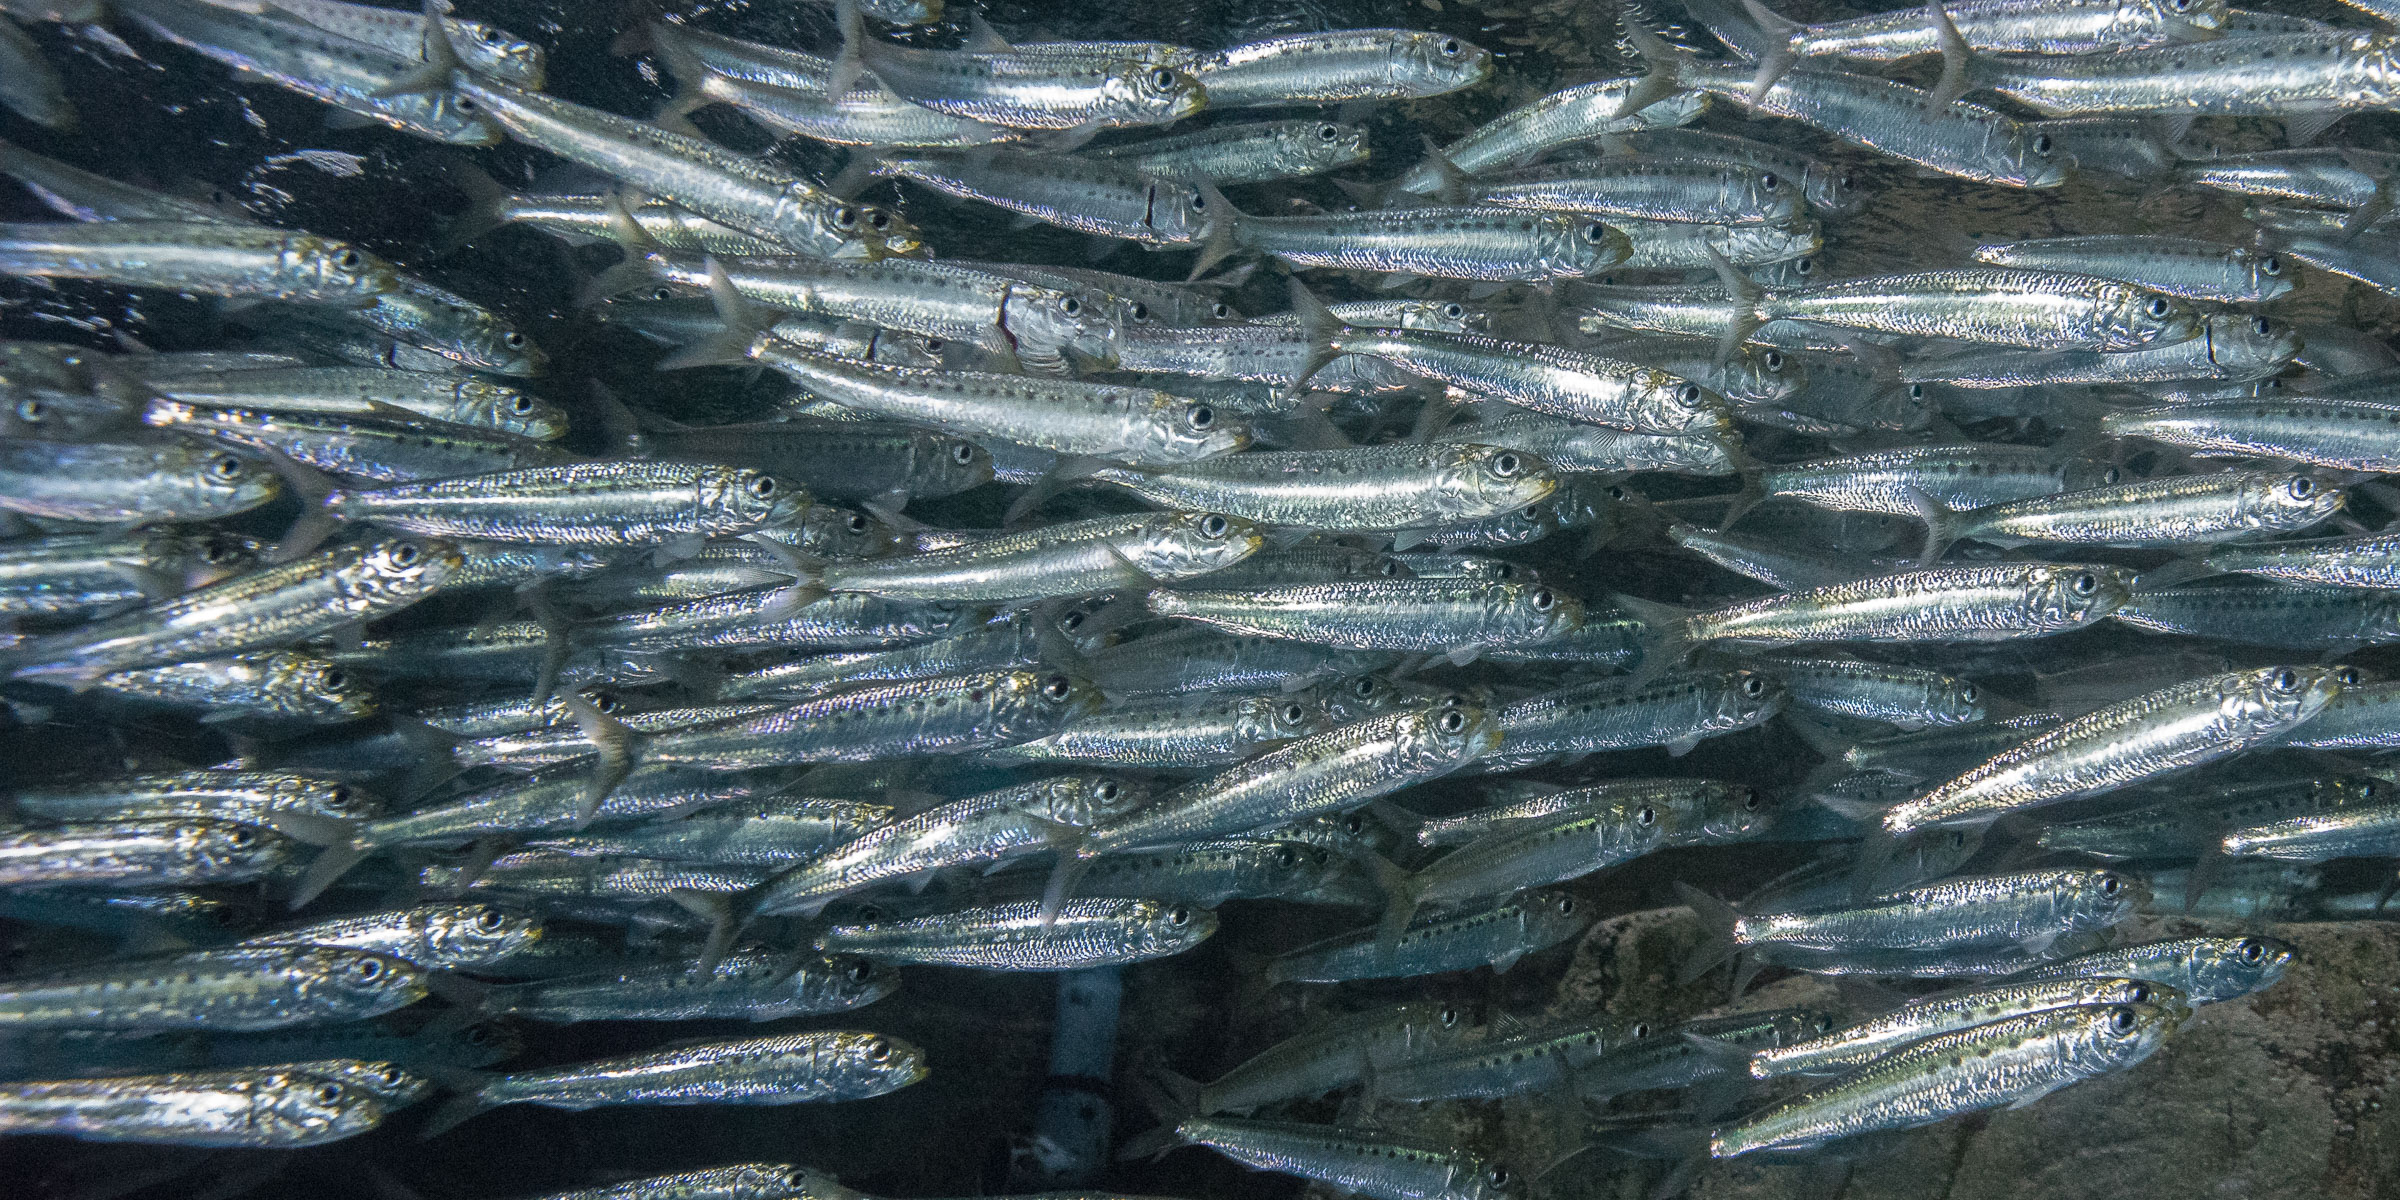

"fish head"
[1683, 781, 1777, 842]
[2237, 471, 2345, 533]
[417, 902, 543, 969]
[151, 528, 264, 590]
[1147, 179, 1219, 245]
[703, 467, 813, 534]
[1523, 887, 1592, 940]
[1035, 773, 1152, 827]
[259, 1070, 390, 1143]
[1741, 345, 1808, 405]
[452, 20, 546, 86]
[2239, 248, 2298, 302]
[1140, 396, 1252, 463]
[343, 536, 465, 604]
[2093, 977, 2187, 1014]
[2181, 934, 2296, 1002]
[2073, 1000, 2181, 1074]
[291, 1060, 432, 1106]
[1561, 215, 1635, 274]
[2068, 867, 2147, 928]
[1637, 374, 1735, 437]
[1004, 285, 1125, 369]
[308, 947, 431, 1009]
[1742, 167, 1806, 228]
[865, 204, 932, 259]
[1927, 673, 1988, 727]
[829, 1031, 932, 1095]
[2024, 564, 2135, 626]
[1102, 61, 1210, 124]
[1237, 691, 1333, 744]
[1393, 30, 1494, 93]
[2213, 312, 2302, 372]
[1134, 510, 1268, 579]
[448, 380, 564, 440]
[2004, 125, 2071, 189]
[432, 1018, 523, 1067]
[1492, 579, 1584, 645]
[793, 505, 907, 558]
[804, 955, 902, 1012]
[912, 433, 996, 496]
[283, 235, 400, 306]
[1807, 163, 1868, 216]
[796, 190, 888, 261]
[186, 818, 294, 877]
[264, 651, 381, 722]
[1398, 298, 1487, 334]
[1000, 670, 1105, 736]
[1408, 702, 1504, 772]
[413, 298, 548, 376]
[1279, 120, 1373, 176]
[2223, 664, 2346, 738]
[273, 774, 378, 821]
[2099, 283, 2203, 349]
[2147, 0, 2229, 32]
[177, 444, 283, 515]
[1434, 444, 1560, 522]
[1710, 668, 1785, 731]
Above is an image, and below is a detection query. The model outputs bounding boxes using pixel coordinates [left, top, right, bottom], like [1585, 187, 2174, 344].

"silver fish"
[425, 1032, 926, 1135]
[1971, 235, 2292, 303]
[816, 898, 1215, 970]
[1165, 1116, 1516, 1200]
[0, 819, 293, 890]
[1399, 78, 1710, 193]
[0, 946, 428, 1032]
[0, 1066, 388, 1147]
[1191, 30, 1490, 107]
[1083, 120, 1371, 184]
[236, 902, 541, 971]
[484, 951, 897, 1023]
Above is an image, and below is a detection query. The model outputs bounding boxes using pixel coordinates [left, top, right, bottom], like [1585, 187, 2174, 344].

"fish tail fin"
[1360, 852, 1421, 957]
[1037, 845, 1097, 928]
[1285, 278, 1350, 398]
[1848, 823, 1899, 901]
[653, 255, 763, 370]
[1671, 881, 1741, 985]
[285, 837, 372, 910]
[562, 692, 645, 828]
[1924, 0, 1978, 115]
[826, 0, 873, 98]
[1415, 134, 1473, 205]
[1737, 0, 1803, 101]
[668, 887, 757, 973]
[644, 21, 718, 139]
[1701, 244, 1766, 365]
[1114, 1119, 1189, 1163]
[2180, 840, 2226, 914]
[372, 0, 467, 98]
[1906, 484, 1962, 566]
[431, 159, 518, 257]
[1606, 591, 1697, 678]
[1185, 182, 1241, 283]
[417, 1079, 495, 1140]
[1714, 469, 1769, 531]
[1614, 5, 1694, 120]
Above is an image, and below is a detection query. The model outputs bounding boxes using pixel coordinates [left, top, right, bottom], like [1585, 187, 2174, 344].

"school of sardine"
[1, 0, 2396, 1194]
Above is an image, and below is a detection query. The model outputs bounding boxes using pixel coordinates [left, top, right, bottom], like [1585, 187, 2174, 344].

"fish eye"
[2270, 668, 2301, 693]
[1606, 485, 1627, 500]
[1094, 779, 1120, 801]
[2239, 937, 2266, 963]
[1444, 303, 1465, 319]
[391, 542, 422, 567]
[1492, 452, 1522, 477]
[1187, 190, 1206, 212]
[1128, 301, 1151, 322]
[1151, 68, 1177, 91]
[2365, 781, 2380, 798]
[1275, 845, 1297, 868]
[2171, 0, 2192, 10]
[1059, 296, 1082, 316]
[1908, 383, 1927, 401]
[1437, 709, 1468, 734]
[2145, 296, 2172, 319]
[1352, 677, 1379, 697]
[1556, 896, 1576, 915]
[227, 826, 256, 847]
[832, 206, 859, 230]
[1211, 302, 1233, 319]
[1677, 383, 1703, 404]
[1041, 675, 1073, 701]
[474, 907, 505, 932]
[2101, 465, 2123, 485]
[1166, 904, 1192, 927]
[2098, 874, 2122, 897]
[1741, 790, 1761, 811]
[2071, 572, 2098, 596]
[505, 394, 534, 414]
[1439, 1005, 1461, 1026]
[2338, 666, 2362, 686]
[316, 1082, 344, 1104]
[502, 331, 526, 348]
[1487, 1168, 1511, 1189]
[1741, 675, 1766, 698]
[1582, 221, 1608, 243]
[747, 476, 777, 498]
[593, 692, 622, 714]
[1520, 505, 1541, 520]
[1530, 587, 1556, 612]
[952, 443, 978, 467]
[1318, 123, 1341, 141]
[2108, 1006, 2137, 1033]
[209, 455, 246, 480]
[1381, 558, 1403, 576]
[848, 959, 876, 982]
[1198, 513, 1230, 538]
[2262, 255, 2283, 277]
[320, 668, 347, 689]
[2288, 477, 2316, 499]
[1794, 257, 1815, 276]
[1060, 610, 1086, 632]
[2254, 315, 2274, 336]
[1762, 350, 1784, 371]
[465, 1025, 491, 1044]
[921, 337, 945, 353]
[1343, 813, 1367, 835]
[864, 1036, 892, 1062]
[1439, 37, 1463, 55]
[1282, 703, 1306, 723]
[2032, 133, 2054, 155]
[15, 398, 45, 421]
[1960, 683, 1978, 703]
[1635, 805, 1657, 827]
[841, 512, 869, 535]
[1185, 404, 1216, 431]
[334, 249, 362, 269]
[354, 958, 384, 981]
[478, 26, 502, 42]
[865, 210, 892, 232]
[201, 540, 239, 566]
[2129, 982, 2152, 1003]
[1760, 172, 1779, 191]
